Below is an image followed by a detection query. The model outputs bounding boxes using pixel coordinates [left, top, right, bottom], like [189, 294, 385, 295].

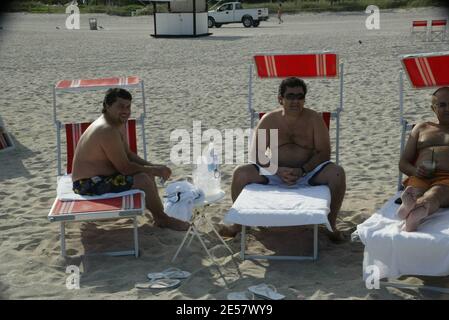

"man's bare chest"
[418, 128, 449, 149]
[277, 125, 313, 145]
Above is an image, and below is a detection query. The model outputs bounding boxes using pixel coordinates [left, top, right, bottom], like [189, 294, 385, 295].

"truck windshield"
[218, 4, 233, 11]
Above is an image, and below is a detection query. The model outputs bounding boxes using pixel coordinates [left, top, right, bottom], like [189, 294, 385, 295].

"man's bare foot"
[397, 189, 418, 220]
[325, 229, 346, 243]
[405, 205, 428, 232]
[154, 216, 190, 231]
[218, 224, 241, 238]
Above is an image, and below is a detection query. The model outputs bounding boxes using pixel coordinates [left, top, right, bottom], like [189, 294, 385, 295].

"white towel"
[224, 183, 332, 231]
[57, 174, 143, 201]
[163, 180, 205, 222]
[357, 191, 449, 279]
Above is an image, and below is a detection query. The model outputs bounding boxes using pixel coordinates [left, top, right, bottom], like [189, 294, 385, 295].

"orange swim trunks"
[403, 172, 449, 189]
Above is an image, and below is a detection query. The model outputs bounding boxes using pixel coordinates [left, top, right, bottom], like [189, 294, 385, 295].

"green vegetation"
[242, 0, 445, 14]
[5, 0, 446, 16]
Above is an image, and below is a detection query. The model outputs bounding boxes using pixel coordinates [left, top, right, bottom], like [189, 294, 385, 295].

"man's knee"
[232, 164, 259, 185]
[427, 185, 449, 207]
[133, 172, 152, 189]
[328, 164, 346, 186]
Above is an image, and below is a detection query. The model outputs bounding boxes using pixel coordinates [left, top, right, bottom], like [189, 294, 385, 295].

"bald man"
[397, 87, 449, 231]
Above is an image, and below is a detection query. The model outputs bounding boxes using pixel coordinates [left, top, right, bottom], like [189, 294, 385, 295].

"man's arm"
[249, 115, 272, 167]
[121, 132, 168, 169]
[399, 123, 422, 177]
[126, 148, 152, 166]
[101, 128, 161, 177]
[300, 113, 331, 174]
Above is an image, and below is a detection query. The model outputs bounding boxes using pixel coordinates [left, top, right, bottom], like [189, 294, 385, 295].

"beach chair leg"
[60, 222, 66, 257]
[172, 224, 194, 262]
[241, 226, 246, 260]
[206, 219, 233, 255]
[186, 230, 195, 248]
[313, 224, 318, 261]
[133, 217, 139, 258]
[192, 226, 219, 267]
[186, 208, 201, 248]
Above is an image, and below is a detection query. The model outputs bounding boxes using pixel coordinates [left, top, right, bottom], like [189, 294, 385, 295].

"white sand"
[1, 7, 449, 299]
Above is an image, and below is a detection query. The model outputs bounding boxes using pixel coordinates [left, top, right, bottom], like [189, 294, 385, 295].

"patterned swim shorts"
[73, 173, 134, 196]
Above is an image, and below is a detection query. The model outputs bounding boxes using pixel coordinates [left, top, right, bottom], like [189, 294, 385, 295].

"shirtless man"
[397, 87, 449, 232]
[220, 77, 346, 241]
[71, 88, 188, 231]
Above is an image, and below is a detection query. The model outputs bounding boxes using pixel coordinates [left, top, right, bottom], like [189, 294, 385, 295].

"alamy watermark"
[65, 2, 80, 30]
[65, 265, 80, 290]
[365, 5, 380, 30]
[365, 265, 380, 289]
[169, 121, 279, 174]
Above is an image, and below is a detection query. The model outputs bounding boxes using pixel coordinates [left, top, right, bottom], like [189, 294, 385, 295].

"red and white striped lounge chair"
[48, 76, 148, 258]
[411, 20, 429, 41]
[0, 115, 14, 152]
[429, 19, 447, 42]
[354, 52, 449, 293]
[225, 52, 344, 261]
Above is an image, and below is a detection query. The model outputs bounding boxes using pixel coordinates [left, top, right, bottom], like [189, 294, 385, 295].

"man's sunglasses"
[284, 93, 305, 101]
[432, 102, 449, 109]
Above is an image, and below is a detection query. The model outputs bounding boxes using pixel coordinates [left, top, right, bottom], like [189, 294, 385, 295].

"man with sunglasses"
[220, 77, 346, 242]
[397, 86, 449, 232]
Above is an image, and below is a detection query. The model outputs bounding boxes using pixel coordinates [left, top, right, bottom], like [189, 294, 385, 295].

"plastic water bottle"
[192, 143, 221, 197]
[192, 154, 208, 196]
[206, 142, 221, 196]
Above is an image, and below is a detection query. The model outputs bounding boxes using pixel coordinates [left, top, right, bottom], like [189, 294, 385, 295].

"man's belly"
[72, 160, 118, 181]
[276, 143, 313, 168]
[416, 146, 449, 172]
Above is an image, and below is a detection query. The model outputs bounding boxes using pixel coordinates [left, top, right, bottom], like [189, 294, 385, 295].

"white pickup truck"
[208, 2, 269, 28]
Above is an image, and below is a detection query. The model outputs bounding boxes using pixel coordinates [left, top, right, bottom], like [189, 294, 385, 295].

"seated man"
[397, 86, 449, 232]
[71, 88, 188, 231]
[220, 77, 346, 241]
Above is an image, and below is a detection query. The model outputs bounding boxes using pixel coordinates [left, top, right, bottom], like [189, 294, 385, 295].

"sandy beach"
[1, 6, 449, 300]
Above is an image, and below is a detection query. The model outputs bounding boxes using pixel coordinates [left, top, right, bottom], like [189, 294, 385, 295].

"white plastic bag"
[163, 180, 205, 222]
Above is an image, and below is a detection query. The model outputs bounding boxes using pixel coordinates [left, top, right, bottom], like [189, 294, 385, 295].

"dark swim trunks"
[73, 173, 134, 196]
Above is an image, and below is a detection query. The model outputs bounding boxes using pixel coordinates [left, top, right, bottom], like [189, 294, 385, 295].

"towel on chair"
[57, 174, 143, 201]
[224, 183, 332, 231]
[357, 191, 449, 279]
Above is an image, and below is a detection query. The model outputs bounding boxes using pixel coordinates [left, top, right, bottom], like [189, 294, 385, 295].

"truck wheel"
[242, 16, 253, 28]
[208, 17, 215, 28]
[252, 20, 260, 27]
[215, 23, 222, 28]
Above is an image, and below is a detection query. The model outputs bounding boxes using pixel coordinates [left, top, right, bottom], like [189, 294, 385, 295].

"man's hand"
[277, 167, 301, 185]
[415, 164, 433, 179]
[152, 165, 172, 180]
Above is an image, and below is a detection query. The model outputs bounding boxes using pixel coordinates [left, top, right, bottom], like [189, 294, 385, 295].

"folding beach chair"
[429, 19, 447, 42]
[353, 52, 449, 293]
[225, 52, 344, 261]
[47, 76, 148, 258]
[0, 115, 14, 152]
[411, 20, 429, 41]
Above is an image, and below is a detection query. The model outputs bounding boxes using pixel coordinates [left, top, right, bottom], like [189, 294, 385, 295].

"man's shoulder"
[303, 108, 321, 117]
[89, 120, 119, 139]
[301, 108, 323, 123]
[261, 108, 283, 121]
[413, 121, 434, 130]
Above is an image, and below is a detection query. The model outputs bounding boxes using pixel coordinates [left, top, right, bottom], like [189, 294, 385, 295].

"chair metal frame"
[429, 19, 447, 42]
[411, 20, 429, 42]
